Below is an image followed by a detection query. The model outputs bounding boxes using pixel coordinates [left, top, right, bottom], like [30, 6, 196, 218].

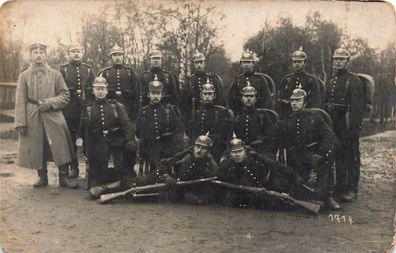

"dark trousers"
[88, 136, 131, 185]
[65, 118, 80, 166]
[335, 136, 360, 193]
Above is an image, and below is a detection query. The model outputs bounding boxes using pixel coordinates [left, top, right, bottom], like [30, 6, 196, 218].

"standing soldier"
[60, 43, 95, 178]
[277, 47, 322, 119]
[324, 48, 365, 202]
[233, 81, 277, 157]
[80, 76, 137, 189]
[186, 79, 234, 161]
[228, 50, 273, 115]
[97, 44, 138, 120]
[274, 89, 340, 209]
[136, 75, 184, 173]
[140, 49, 180, 107]
[180, 50, 226, 123]
[15, 43, 77, 188]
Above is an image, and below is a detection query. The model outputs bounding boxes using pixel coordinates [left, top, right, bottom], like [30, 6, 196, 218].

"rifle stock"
[100, 176, 218, 204]
[211, 180, 321, 214]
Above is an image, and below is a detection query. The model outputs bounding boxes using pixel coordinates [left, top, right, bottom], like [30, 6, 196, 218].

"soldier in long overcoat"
[15, 43, 77, 188]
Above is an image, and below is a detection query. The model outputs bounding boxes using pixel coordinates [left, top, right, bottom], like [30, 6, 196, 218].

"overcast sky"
[1, 0, 395, 61]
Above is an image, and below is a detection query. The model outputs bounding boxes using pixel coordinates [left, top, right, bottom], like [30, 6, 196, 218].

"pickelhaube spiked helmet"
[194, 132, 213, 147]
[242, 80, 257, 95]
[292, 46, 307, 61]
[93, 75, 108, 87]
[240, 49, 255, 62]
[148, 74, 163, 91]
[201, 78, 215, 93]
[333, 47, 350, 59]
[192, 49, 206, 61]
[229, 132, 244, 151]
[290, 88, 307, 100]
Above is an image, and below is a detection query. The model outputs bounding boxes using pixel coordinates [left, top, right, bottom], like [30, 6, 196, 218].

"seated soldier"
[233, 81, 277, 157]
[274, 88, 340, 210]
[89, 134, 218, 202]
[79, 76, 137, 194]
[217, 133, 304, 209]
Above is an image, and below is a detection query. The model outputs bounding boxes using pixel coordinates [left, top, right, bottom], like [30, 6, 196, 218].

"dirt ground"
[0, 131, 395, 253]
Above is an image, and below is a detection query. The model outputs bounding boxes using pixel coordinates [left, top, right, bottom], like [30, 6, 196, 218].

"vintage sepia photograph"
[0, 0, 395, 252]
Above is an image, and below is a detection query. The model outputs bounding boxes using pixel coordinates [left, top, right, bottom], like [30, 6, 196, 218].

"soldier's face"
[242, 94, 257, 107]
[292, 60, 305, 72]
[30, 49, 46, 64]
[201, 92, 216, 104]
[291, 98, 305, 112]
[193, 144, 209, 159]
[69, 49, 84, 62]
[111, 53, 124, 65]
[240, 61, 254, 73]
[333, 57, 348, 70]
[93, 86, 108, 99]
[230, 148, 246, 163]
[149, 91, 162, 104]
[193, 60, 206, 72]
[150, 57, 162, 68]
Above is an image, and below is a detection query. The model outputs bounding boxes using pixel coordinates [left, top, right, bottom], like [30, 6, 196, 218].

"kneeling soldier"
[274, 88, 340, 210]
[217, 134, 304, 208]
[80, 76, 137, 191]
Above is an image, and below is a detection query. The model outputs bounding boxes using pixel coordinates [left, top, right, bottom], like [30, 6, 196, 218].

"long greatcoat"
[15, 62, 74, 170]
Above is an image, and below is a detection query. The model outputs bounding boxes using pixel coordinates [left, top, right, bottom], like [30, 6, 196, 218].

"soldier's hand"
[126, 141, 137, 153]
[16, 126, 27, 136]
[38, 100, 52, 112]
[295, 175, 305, 186]
[310, 154, 323, 168]
[163, 174, 177, 186]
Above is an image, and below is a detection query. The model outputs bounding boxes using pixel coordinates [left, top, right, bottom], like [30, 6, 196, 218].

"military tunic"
[277, 71, 322, 119]
[60, 61, 95, 161]
[275, 109, 336, 199]
[140, 67, 180, 107]
[97, 64, 138, 120]
[180, 71, 226, 122]
[233, 107, 275, 156]
[324, 69, 365, 194]
[80, 99, 136, 185]
[187, 104, 234, 161]
[136, 102, 184, 170]
[228, 71, 273, 114]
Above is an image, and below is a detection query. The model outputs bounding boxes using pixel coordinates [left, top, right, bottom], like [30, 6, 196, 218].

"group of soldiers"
[15, 41, 366, 212]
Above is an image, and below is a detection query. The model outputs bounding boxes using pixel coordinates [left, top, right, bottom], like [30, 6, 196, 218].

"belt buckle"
[116, 91, 122, 96]
[102, 130, 109, 137]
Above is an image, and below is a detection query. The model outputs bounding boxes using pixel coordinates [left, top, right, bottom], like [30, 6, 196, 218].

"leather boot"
[325, 196, 341, 210]
[68, 160, 79, 178]
[58, 165, 78, 188]
[33, 169, 48, 188]
[89, 180, 121, 200]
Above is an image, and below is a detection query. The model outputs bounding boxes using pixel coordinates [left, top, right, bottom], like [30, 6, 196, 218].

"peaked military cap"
[93, 75, 108, 87]
[292, 46, 307, 61]
[333, 47, 350, 59]
[201, 78, 215, 93]
[68, 43, 83, 52]
[242, 80, 257, 95]
[148, 74, 163, 91]
[192, 49, 205, 61]
[109, 44, 124, 56]
[149, 49, 163, 58]
[230, 132, 244, 151]
[194, 132, 213, 147]
[29, 43, 47, 52]
[290, 88, 307, 100]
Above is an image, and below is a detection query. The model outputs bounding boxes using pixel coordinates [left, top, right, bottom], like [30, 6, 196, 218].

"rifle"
[211, 180, 321, 215]
[100, 176, 218, 204]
